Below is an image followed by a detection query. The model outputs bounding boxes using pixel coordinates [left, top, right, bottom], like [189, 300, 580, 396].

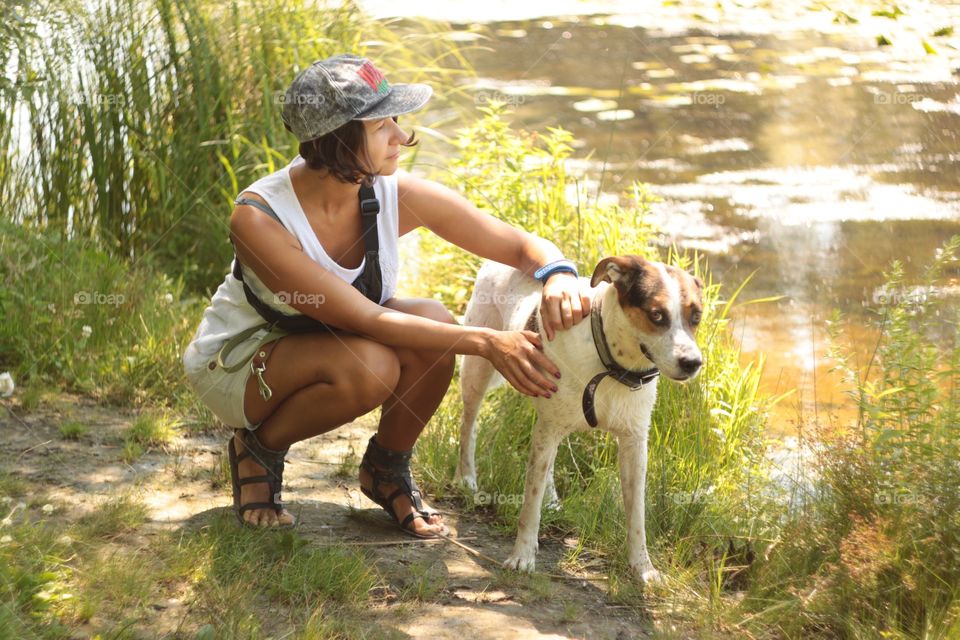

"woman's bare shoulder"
[231, 192, 303, 252]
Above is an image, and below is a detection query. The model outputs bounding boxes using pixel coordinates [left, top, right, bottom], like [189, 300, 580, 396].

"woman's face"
[362, 116, 409, 175]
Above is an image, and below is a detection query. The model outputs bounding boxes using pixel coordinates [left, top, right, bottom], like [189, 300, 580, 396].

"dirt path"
[1, 394, 653, 639]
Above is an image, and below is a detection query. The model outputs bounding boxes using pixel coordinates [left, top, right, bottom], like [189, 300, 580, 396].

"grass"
[1, 2, 957, 636]
[0, 497, 391, 638]
[119, 410, 179, 462]
[75, 495, 149, 540]
[57, 421, 88, 441]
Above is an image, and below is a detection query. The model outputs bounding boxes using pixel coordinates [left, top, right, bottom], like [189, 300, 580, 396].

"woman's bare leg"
[235, 332, 401, 526]
[359, 298, 458, 536]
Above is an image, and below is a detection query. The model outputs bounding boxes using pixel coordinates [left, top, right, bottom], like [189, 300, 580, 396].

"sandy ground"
[0, 393, 655, 639]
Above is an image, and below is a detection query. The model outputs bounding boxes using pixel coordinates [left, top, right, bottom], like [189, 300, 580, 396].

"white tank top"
[182, 155, 401, 373]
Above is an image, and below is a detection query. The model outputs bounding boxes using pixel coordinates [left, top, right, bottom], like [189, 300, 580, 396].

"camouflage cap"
[280, 54, 432, 143]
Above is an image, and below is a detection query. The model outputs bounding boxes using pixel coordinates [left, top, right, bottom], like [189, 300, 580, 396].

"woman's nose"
[391, 121, 408, 142]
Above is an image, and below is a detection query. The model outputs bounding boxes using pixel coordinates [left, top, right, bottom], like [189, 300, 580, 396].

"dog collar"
[582, 292, 660, 428]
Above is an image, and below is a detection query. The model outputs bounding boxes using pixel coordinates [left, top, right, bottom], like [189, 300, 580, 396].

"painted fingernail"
[554, 371, 562, 379]
[552, 385, 559, 392]
[544, 392, 552, 399]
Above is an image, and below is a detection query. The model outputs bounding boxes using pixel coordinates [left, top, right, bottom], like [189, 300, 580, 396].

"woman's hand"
[483, 330, 561, 398]
[540, 272, 591, 341]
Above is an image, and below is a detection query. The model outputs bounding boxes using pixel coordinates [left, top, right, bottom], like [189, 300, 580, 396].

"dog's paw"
[453, 469, 478, 494]
[631, 565, 663, 586]
[503, 552, 537, 573]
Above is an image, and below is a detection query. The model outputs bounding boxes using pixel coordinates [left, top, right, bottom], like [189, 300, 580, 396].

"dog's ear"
[590, 255, 647, 288]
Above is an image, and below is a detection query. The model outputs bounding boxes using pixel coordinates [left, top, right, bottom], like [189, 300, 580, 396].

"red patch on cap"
[357, 61, 389, 95]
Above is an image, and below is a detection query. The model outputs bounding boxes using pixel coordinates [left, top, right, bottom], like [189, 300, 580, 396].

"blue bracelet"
[534, 259, 579, 283]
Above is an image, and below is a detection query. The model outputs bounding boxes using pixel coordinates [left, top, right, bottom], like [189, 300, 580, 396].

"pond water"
[364, 2, 960, 433]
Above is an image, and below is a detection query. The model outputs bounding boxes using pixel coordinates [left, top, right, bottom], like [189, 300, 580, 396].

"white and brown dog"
[456, 255, 704, 583]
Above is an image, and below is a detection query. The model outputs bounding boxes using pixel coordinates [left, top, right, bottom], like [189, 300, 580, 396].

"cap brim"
[354, 83, 432, 120]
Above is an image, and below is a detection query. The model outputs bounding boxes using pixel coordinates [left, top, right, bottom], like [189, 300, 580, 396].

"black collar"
[581, 291, 660, 427]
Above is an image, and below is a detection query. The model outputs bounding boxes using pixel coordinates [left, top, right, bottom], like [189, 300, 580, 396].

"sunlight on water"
[360, 0, 960, 433]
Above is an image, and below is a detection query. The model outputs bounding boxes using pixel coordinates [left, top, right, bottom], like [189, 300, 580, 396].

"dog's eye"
[650, 310, 665, 324]
[690, 310, 702, 325]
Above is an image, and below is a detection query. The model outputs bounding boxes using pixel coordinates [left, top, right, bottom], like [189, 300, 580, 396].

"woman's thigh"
[243, 330, 400, 427]
[243, 298, 456, 426]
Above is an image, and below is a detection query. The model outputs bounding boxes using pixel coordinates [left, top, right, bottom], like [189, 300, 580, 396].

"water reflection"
[383, 8, 960, 431]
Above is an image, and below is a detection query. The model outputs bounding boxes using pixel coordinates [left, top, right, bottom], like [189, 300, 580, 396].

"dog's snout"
[678, 355, 702, 374]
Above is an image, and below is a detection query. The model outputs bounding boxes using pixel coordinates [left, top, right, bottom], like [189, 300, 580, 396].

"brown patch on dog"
[622, 305, 668, 335]
[592, 255, 712, 336]
[592, 255, 673, 334]
[524, 308, 538, 333]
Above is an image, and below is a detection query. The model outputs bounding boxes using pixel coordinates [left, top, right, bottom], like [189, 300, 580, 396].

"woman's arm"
[230, 202, 560, 397]
[397, 173, 592, 340]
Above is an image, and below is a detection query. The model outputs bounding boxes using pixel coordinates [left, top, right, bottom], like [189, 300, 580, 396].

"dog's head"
[591, 255, 704, 381]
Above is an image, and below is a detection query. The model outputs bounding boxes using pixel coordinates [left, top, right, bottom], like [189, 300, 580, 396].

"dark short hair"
[292, 118, 418, 186]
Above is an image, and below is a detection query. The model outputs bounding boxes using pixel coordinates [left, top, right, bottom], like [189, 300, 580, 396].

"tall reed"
[3, 0, 472, 292]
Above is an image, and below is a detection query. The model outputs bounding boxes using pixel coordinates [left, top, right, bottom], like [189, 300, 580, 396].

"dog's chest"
[538, 319, 658, 434]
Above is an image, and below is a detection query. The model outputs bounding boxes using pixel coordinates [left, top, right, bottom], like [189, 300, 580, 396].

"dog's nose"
[678, 356, 702, 374]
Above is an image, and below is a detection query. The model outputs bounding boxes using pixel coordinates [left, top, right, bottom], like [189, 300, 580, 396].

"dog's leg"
[617, 431, 661, 585]
[455, 353, 497, 493]
[544, 456, 561, 511]
[504, 417, 563, 573]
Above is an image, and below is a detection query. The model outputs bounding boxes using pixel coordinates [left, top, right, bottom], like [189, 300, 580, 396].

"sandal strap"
[400, 511, 426, 530]
[360, 434, 437, 532]
[239, 501, 283, 515]
[236, 429, 288, 510]
[362, 434, 413, 470]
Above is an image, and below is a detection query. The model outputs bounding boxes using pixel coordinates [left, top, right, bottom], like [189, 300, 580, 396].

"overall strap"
[354, 183, 383, 304]
[229, 186, 383, 333]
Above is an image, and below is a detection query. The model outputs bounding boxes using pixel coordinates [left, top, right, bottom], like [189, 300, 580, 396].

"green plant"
[734, 238, 960, 637]
[58, 421, 89, 441]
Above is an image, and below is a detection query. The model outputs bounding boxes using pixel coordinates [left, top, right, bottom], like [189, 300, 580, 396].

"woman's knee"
[384, 297, 458, 325]
[341, 340, 401, 413]
[418, 299, 458, 325]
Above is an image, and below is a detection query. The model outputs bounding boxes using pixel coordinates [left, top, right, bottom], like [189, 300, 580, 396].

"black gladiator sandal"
[228, 429, 294, 527]
[359, 435, 448, 539]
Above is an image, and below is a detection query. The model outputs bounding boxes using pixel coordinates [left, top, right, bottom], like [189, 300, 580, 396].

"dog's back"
[462, 260, 542, 335]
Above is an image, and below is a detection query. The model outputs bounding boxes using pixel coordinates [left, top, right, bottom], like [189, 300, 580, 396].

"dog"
[456, 255, 704, 583]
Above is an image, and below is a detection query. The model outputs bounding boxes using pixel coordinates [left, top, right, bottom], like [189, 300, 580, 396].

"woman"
[182, 54, 590, 538]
